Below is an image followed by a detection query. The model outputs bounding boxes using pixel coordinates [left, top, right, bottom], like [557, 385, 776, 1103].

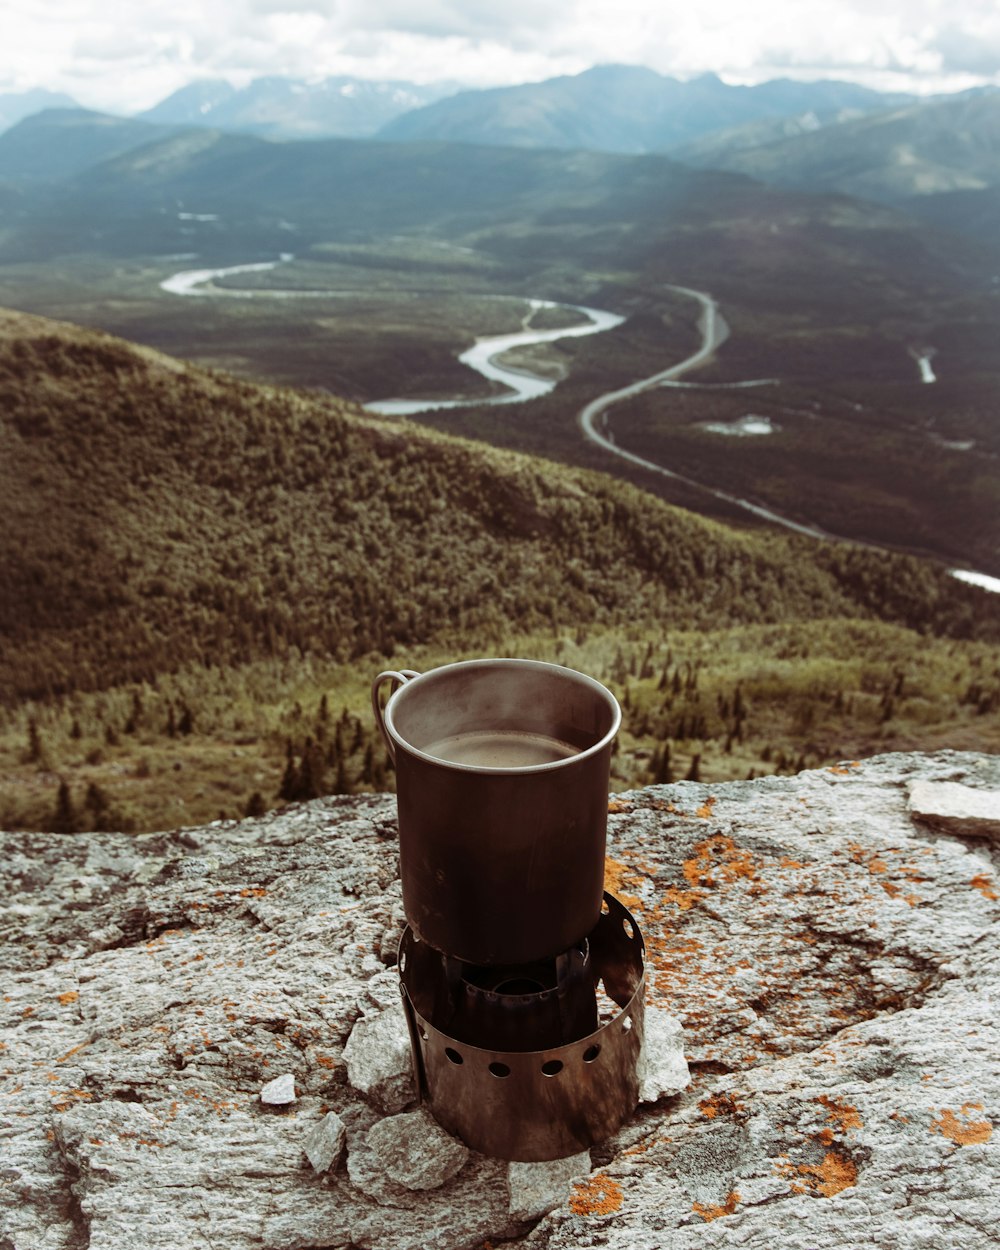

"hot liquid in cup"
[423, 729, 581, 769]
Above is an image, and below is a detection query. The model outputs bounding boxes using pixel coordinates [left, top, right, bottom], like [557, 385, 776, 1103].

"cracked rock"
[304, 1110, 347, 1172]
[508, 1152, 592, 1220]
[366, 1109, 469, 1191]
[636, 1005, 689, 1103]
[909, 779, 1000, 841]
[343, 1005, 415, 1113]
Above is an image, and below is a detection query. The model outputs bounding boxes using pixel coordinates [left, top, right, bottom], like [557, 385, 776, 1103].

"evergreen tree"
[295, 740, 325, 801]
[244, 791, 267, 818]
[84, 781, 110, 830]
[278, 743, 299, 802]
[52, 780, 77, 833]
[26, 718, 43, 764]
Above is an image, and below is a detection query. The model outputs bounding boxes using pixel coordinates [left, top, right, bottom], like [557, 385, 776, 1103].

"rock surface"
[366, 1110, 469, 1191]
[1, 752, 997, 1250]
[260, 1073, 297, 1105]
[303, 1111, 347, 1173]
[909, 778, 1000, 842]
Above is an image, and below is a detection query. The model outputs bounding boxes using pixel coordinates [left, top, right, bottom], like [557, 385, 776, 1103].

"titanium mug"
[372, 658, 621, 965]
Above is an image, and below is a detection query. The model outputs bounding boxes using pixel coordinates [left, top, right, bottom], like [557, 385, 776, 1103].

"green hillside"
[0, 308, 998, 833]
[0, 113, 996, 578]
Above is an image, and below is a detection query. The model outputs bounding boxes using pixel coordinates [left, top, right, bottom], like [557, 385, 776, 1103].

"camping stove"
[372, 659, 644, 1161]
[398, 891, 645, 1162]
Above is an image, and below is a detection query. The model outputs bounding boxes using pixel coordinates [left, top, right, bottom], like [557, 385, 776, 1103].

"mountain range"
[673, 88, 1000, 205]
[138, 75, 458, 140]
[0, 65, 915, 152]
[2, 66, 997, 244]
[377, 65, 913, 153]
[0, 88, 79, 133]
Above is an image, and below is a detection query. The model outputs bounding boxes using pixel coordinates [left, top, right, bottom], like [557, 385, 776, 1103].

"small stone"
[343, 1006, 415, 1113]
[508, 1151, 591, 1220]
[909, 780, 1000, 841]
[304, 1112, 347, 1172]
[363, 968, 404, 1012]
[260, 1073, 297, 1105]
[366, 1110, 469, 1191]
[637, 1006, 689, 1103]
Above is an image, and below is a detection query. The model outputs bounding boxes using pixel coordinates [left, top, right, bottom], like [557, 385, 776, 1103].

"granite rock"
[0, 753, 997, 1250]
[636, 1006, 689, 1104]
[303, 1110, 346, 1172]
[260, 1073, 296, 1105]
[909, 778, 1000, 842]
[343, 1003, 416, 1114]
[366, 1109, 469, 1190]
[508, 1153, 592, 1221]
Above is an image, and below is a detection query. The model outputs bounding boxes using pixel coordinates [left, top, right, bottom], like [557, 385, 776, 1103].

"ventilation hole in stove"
[583, 1044, 601, 1063]
[489, 1062, 511, 1079]
[445, 1047, 464, 1065]
[541, 1059, 564, 1077]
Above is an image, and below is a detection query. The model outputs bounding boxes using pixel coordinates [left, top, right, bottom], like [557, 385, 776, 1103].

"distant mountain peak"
[0, 87, 81, 133]
[138, 74, 458, 140]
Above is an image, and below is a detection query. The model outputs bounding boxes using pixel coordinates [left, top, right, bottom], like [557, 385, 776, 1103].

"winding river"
[366, 299, 626, 415]
[159, 260, 624, 410]
[160, 261, 997, 593]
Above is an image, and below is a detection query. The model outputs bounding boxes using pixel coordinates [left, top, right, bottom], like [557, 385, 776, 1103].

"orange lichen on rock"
[56, 1043, 88, 1064]
[698, 1091, 746, 1119]
[240, 888, 268, 898]
[603, 858, 644, 912]
[692, 1190, 740, 1221]
[818, 1094, 863, 1134]
[970, 874, 998, 901]
[569, 1173, 624, 1217]
[607, 799, 633, 814]
[661, 885, 701, 911]
[930, 1104, 993, 1146]
[682, 835, 758, 890]
[777, 1149, 857, 1198]
[695, 797, 717, 820]
[57, 991, 79, 1006]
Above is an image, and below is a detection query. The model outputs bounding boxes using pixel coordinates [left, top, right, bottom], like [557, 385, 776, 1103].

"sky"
[3, 0, 999, 114]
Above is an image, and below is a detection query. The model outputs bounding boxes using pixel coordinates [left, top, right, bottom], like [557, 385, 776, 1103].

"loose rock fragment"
[304, 1111, 347, 1172]
[909, 780, 1000, 841]
[343, 1006, 415, 1113]
[366, 1109, 469, 1191]
[637, 1006, 689, 1103]
[260, 1073, 297, 1105]
[508, 1151, 592, 1220]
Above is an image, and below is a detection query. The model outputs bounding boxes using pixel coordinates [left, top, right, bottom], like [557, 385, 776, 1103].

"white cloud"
[0, 0, 996, 113]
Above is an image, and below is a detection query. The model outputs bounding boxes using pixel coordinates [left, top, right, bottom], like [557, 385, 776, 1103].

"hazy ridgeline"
[1, 312, 997, 833]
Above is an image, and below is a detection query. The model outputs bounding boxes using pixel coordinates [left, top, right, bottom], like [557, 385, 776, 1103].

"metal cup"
[372, 658, 621, 966]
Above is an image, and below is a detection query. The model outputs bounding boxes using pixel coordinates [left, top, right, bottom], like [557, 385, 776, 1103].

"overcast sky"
[4, 0, 999, 113]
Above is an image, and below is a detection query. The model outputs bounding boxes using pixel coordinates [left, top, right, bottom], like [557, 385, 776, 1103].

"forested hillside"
[1, 308, 997, 832]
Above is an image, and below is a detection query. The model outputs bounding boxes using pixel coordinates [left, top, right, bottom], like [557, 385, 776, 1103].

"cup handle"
[371, 669, 420, 763]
